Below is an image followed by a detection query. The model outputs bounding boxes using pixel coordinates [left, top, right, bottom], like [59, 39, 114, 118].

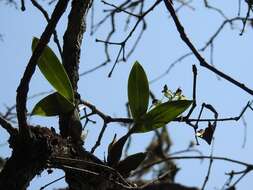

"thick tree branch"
[59, 0, 91, 143]
[0, 127, 55, 190]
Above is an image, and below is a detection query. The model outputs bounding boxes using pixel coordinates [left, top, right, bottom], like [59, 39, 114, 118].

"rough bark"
[59, 0, 91, 144]
[0, 127, 52, 190]
[57, 0, 107, 189]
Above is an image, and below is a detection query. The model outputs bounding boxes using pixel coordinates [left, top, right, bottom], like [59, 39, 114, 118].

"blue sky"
[1, 0, 253, 189]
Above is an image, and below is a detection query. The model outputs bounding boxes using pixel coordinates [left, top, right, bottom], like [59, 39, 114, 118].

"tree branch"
[16, 0, 70, 135]
[31, 0, 63, 59]
[0, 116, 17, 135]
[59, 0, 92, 143]
[163, 0, 253, 96]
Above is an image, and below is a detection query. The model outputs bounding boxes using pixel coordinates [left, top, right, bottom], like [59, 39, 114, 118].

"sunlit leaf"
[135, 100, 192, 133]
[31, 92, 74, 116]
[32, 37, 74, 103]
[128, 61, 149, 121]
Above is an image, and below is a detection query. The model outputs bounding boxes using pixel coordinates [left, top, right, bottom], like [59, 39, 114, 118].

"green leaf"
[135, 100, 192, 133]
[128, 61, 149, 121]
[115, 152, 147, 177]
[32, 92, 74, 116]
[107, 133, 130, 167]
[32, 37, 74, 103]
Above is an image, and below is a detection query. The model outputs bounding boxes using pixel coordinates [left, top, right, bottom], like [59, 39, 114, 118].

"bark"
[57, 0, 108, 189]
[59, 0, 91, 144]
[0, 127, 52, 190]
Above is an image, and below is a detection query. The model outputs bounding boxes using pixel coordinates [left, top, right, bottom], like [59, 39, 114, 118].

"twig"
[0, 90, 52, 124]
[30, 0, 63, 59]
[21, 0, 25, 11]
[90, 0, 95, 35]
[80, 100, 132, 124]
[231, 170, 248, 187]
[81, 0, 149, 76]
[185, 65, 197, 118]
[80, 62, 107, 76]
[16, 0, 70, 134]
[177, 100, 251, 124]
[141, 169, 173, 188]
[131, 148, 203, 177]
[102, 0, 140, 18]
[80, 99, 251, 129]
[240, 2, 251, 35]
[201, 17, 253, 51]
[163, 0, 253, 96]
[184, 64, 199, 144]
[108, 45, 124, 77]
[40, 175, 65, 190]
[201, 142, 214, 189]
[90, 122, 108, 153]
[225, 167, 252, 188]
[241, 115, 247, 148]
[238, 0, 242, 16]
[135, 155, 253, 173]
[49, 156, 133, 189]
[58, 164, 133, 189]
[0, 116, 17, 135]
[96, 0, 162, 77]
[203, 0, 227, 19]
[150, 52, 193, 83]
[175, 0, 195, 12]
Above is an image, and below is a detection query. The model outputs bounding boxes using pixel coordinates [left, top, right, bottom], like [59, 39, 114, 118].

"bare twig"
[0, 90, 52, 124]
[31, 0, 63, 59]
[95, 0, 162, 77]
[21, 0, 25, 11]
[135, 155, 253, 173]
[203, 0, 227, 19]
[102, 0, 140, 18]
[80, 100, 132, 124]
[241, 115, 247, 148]
[16, 0, 70, 134]
[201, 142, 214, 189]
[49, 156, 133, 189]
[240, 1, 252, 35]
[152, 16, 253, 83]
[185, 65, 197, 118]
[90, 122, 107, 153]
[40, 175, 65, 190]
[163, 0, 253, 96]
[150, 52, 193, 83]
[238, 0, 242, 16]
[0, 116, 17, 135]
[131, 148, 203, 177]
[141, 169, 173, 188]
